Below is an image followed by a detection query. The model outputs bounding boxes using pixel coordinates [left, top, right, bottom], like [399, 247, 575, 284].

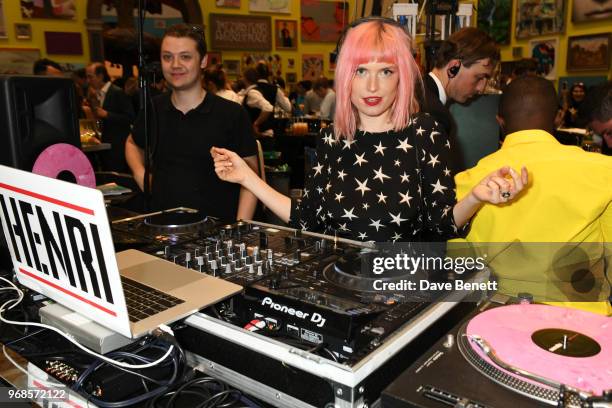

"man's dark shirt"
[419, 74, 465, 173]
[132, 92, 257, 222]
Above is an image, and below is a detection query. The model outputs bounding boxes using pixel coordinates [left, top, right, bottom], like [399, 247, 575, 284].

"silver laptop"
[0, 165, 242, 338]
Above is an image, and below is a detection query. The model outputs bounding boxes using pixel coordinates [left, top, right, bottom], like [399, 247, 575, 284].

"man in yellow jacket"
[455, 76, 611, 315]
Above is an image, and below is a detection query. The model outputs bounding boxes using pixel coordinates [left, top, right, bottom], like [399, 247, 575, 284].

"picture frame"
[0, 48, 41, 74]
[566, 34, 610, 71]
[529, 38, 558, 80]
[249, 0, 291, 14]
[216, 0, 241, 8]
[302, 54, 323, 81]
[0, 0, 6, 39]
[210, 14, 272, 51]
[286, 72, 297, 84]
[572, 1, 612, 23]
[477, 0, 512, 45]
[207, 52, 222, 67]
[515, 0, 566, 39]
[224, 59, 240, 76]
[14, 23, 32, 40]
[275, 19, 297, 50]
[301, 1, 348, 43]
[20, 0, 76, 20]
[287, 58, 295, 70]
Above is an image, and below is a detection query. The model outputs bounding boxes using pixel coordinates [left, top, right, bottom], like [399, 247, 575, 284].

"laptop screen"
[0, 165, 131, 337]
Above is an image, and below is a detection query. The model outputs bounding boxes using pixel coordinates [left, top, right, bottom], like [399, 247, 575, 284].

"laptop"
[0, 165, 242, 338]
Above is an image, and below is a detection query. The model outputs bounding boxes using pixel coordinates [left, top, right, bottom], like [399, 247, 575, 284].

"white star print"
[374, 141, 387, 156]
[327, 165, 332, 174]
[369, 219, 385, 231]
[416, 126, 425, 136]
[316, 186, 323, 194]
[354, 178, 371, 196]
[400, 172, 410, 183]
[337, 156, 342, 163]
[358, 232, 368, 240]
[427, 154, 440, 168]
[303, 188, 309, 198]
[335, 192, 344, 202]
[337, 169, 346, 181]
[373, 166, 391, 183]
[396, 138, 413, 152]
[443, 167, 451, 177]
[362, 202, 370, 210]
[316, 205, 323, 215]
[338, 222, 350, 231]
[313, 162, 323, 176]
[394, 159, 401, 167]
[342, 207, 357, 220]
[389, 211, 407, 226]
[300, 221, 308, 230]
[391, 232, 403, 242]
[354, 152, 368, 166]
[442, 206, 451, 217]
[323, 133, 334, 146]
[399, 191, 413, 206]
[431, 179, 448, 194]
[431, 200, 437, 207]
[342, 139, 356, 150]
[376, 192, 387, 203]
[325, 182, 332, 192]
[445, 140, 451, 149]
[327, 211, 333, 219]
[430, 131, 441, 144]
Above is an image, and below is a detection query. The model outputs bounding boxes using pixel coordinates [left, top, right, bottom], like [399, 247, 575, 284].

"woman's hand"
[210, 147, 254, 185]
[470, 166, 528, 205]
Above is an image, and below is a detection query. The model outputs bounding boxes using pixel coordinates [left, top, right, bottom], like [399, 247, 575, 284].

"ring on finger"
[501, 191, 511, 199]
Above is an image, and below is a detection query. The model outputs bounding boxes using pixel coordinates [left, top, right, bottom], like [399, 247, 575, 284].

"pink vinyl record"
[466, 304, 612, 395]
[32, 143, 95, 188]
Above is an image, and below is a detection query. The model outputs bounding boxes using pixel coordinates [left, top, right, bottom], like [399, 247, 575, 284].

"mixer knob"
[184, 252, 191, 266]
[196, 256, 205, 272]
[239, 243, 246, 252]
[257, 264, 263, 276]
[164, 246, 171, 259]
[224, 264, 232, 274]
[248, 264, 255, 274]
[294, 249, 301, 263]
[209, 260, 218, 277]
[220, 256, 228, 266]
[245, 256, 253, 266]
[315, 241, 321, 252]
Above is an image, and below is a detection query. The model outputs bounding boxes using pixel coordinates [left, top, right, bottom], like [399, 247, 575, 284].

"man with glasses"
[580, 81, 612, 156]
[422, 28, 500, 172]
[125, 24, 258, 222]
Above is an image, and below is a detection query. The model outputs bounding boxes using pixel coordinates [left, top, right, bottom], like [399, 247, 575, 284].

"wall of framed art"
[0, 0, 608, 85]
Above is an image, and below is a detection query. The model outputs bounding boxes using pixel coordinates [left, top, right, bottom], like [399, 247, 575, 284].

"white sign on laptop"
[0, 165, 242, 338]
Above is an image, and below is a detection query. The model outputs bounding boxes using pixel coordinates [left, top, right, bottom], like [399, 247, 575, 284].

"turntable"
[382, 296, 612, 407]
[110, 207, 216, 249]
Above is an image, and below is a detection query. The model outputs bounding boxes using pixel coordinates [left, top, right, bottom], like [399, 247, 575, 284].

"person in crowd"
[422, 27, 500, 172]
[290, 80, 311, 116]
[204, 64, 241, 104]
[313, 76, 336, 121]
[580, 81, 612, 156]
[86, 62, 135, 172]
[505, 58, 537, 86]
[455, 76, 611, 315]
[125, 24, 259, 222]
[211, 18, 526, 243]
[254, 61, 292, 115]
[33, 58, 64, 76]
[562, 82, 587, 128]
[240, 67, 275, 140]
[304, 81, 323, 115]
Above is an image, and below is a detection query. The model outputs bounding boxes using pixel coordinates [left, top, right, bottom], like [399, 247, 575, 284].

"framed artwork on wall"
[0, 48, 41, 74]
[572, 1, 612, 23]
[302, 54, 323, 81]
[44, 31, 83, 55]
[286, 72, 297, 84]
[567, 34, 610, 71]
[216, 0, 241, 8]
[0, 0, 7, 38]
[477, 0, 512, 45]
[515, 0, 566, 39]
[301, 1, 348, 42]
[275, 19, 297, 50]
[249, 0, 291, 14]
[210, 14, 272, 51]
[207, 52, 222, 67]
[20, 0, 76, 20]
[15, 23, 32, 40]
[529, 38, 558, 80]
[224, 59, 240, 76]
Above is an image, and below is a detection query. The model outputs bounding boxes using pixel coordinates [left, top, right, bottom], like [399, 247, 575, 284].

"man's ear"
[496, 114, 505, 130]
[200, 55, 208, 69]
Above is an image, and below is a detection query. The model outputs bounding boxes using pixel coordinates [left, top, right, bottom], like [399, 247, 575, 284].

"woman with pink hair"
[211, 18, 527, 242]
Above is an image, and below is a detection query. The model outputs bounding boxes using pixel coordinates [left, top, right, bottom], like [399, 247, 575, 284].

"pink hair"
[334, 20, 422, 140]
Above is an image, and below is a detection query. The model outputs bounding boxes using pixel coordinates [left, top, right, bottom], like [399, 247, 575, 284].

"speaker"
[0, 75, 80, 171]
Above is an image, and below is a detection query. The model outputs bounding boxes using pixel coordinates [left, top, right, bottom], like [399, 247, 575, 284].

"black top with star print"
[289, 113, 468, 242]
